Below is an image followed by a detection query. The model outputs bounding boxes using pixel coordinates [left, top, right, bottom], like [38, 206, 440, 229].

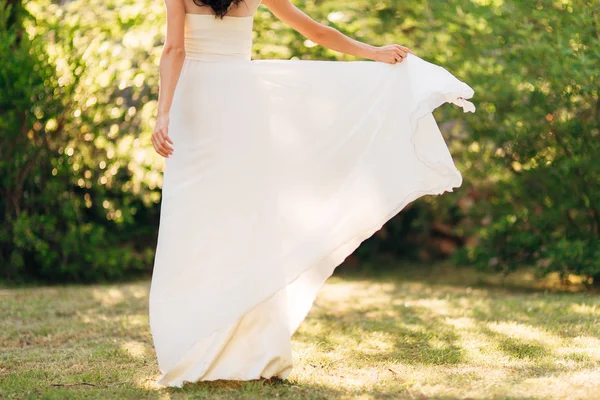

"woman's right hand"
[372, 44, 414, 64]
[152, 114, 174, 158]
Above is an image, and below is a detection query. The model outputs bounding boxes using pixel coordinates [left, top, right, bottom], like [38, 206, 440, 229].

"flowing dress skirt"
[149, 55, 475, 387]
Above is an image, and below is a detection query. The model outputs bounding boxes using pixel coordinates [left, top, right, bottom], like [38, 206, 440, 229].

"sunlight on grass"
[571, 303, 598, 315]
[121, 340, 149, 359]
[92, 287, 125, 307]
[1, 265, 599, 399]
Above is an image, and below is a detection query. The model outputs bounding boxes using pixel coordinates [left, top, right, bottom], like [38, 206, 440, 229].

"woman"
[148, 0, 475, 387]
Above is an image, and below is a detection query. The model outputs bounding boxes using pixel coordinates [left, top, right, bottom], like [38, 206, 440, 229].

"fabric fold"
[149, 14, 475, 388]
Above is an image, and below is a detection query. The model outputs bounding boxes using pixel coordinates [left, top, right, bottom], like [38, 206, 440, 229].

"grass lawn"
[1, 262, 599, 399]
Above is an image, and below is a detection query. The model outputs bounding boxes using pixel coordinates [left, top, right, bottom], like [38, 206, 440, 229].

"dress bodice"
[184, 14, 254, 62]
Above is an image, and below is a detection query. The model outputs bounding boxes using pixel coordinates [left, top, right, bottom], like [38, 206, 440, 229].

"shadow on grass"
[2, 262, 600, 399]
[337, 260, 600, 337]
[295, 300, 465, 366]
[170, 377, 466, 400]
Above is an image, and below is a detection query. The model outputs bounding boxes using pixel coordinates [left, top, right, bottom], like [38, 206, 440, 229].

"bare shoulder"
[165, 0, 186, 16]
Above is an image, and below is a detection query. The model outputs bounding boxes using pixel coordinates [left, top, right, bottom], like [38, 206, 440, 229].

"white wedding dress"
[149, 12, 475, 387]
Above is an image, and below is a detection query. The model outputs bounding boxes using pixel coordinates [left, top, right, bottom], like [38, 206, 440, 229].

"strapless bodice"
[184, 14, 254, 62]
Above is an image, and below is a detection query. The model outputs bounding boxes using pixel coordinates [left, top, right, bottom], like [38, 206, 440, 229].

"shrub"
[0, 0, 154, 283]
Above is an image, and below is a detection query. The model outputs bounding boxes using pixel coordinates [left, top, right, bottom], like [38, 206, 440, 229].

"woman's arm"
[152, 0, 186, 158]
[260, 0, 412, 64]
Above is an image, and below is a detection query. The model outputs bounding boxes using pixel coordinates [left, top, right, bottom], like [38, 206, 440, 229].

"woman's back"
[184, 13, 254, 62]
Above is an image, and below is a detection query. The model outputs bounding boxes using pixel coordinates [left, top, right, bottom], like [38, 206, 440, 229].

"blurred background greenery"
[1, 0, 598, 284]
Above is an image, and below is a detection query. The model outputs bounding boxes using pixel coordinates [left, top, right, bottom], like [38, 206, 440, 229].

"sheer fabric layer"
[149, 13, 475, 388]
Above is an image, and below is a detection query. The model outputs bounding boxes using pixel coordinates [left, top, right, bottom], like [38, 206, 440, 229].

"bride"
[148, 0, 475, 388]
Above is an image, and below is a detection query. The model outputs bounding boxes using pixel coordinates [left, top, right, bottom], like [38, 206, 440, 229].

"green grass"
[1, 263, 599, 399]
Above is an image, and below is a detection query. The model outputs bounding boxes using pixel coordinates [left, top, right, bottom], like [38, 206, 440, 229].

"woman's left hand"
[152, 115, 174, 158]
[372, 44, 414, 64]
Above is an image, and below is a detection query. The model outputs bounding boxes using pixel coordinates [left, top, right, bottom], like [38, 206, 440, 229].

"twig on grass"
[51, 382, 96, 387]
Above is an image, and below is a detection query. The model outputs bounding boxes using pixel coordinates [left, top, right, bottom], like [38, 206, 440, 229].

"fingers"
[392, 52, 406, 64]
[401, 45, 414, 55]
[393, 45, 413, 64]
[152, 129, 174, 158]
[159, 141, 173, 157]
[156, 127, 174, 148]
[158, 128, 174, 146]
[395, 44, 414, 55]
[396, 49, 408, 59]
[377, 44, 414, 64]
[159, 128, 174, 152]
[395, 52, 406, 61]
[159, 138, 173, 157]
[387, 45, 410, 64]
[157, 141, 172, 158]
[151, 135, 168, 158]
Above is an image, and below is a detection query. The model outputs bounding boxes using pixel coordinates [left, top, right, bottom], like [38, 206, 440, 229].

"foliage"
[435, 0, 600, 281]
[1, 0, 598, 282]
[0, 0, 155, 282]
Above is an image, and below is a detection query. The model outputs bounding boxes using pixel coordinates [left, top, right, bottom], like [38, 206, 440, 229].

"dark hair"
[192, 0, 244, 18]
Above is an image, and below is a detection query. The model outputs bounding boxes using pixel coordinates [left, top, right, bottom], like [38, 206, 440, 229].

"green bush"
[2, 0, 598, 283]
[0, 0, 154, 283]
[438, 0, 600, 282]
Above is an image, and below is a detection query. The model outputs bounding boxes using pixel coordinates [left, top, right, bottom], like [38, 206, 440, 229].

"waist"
[185, 50, 251, 62]
[184, 42, 252, 62]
